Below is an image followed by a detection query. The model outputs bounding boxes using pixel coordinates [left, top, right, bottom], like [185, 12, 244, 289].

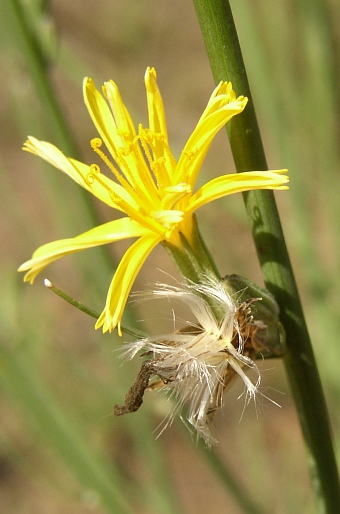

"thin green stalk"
[4, 0, 77, 155]
[44, 279, 147, 340]
[192, 0, 339, 512]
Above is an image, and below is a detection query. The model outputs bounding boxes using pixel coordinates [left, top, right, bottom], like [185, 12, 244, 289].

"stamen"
[184, 149, 197, 159]
[138, 128, 155, 171]
[151, 157, 168, 189]
[178, 149, 198, 182]
[138, 125, 175, 189]
[116, 145, 140, 180]
[91, 137, 102, 149]
[88, 141, 164, 230]
[86, 164, 101, 184]
[87, 164, 124, 207]
[90, 138, 127, 186]
[95, 134, 155, 211]
[90, 137, 146, 207]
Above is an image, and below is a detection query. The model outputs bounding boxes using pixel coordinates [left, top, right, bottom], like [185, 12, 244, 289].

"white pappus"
[115, 275, 270, 446]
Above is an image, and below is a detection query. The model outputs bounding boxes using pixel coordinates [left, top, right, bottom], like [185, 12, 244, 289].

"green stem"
[193, 0, 339, 512]
[189, 215, 221, 278]
[163, 215, 220, 285]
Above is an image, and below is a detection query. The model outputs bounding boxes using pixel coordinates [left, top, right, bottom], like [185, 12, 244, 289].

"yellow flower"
[18, 67, 288, 334]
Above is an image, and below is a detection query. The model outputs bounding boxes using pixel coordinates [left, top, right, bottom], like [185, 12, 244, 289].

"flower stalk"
[43, 279, 147, 340]
[192, 0, 339, 511]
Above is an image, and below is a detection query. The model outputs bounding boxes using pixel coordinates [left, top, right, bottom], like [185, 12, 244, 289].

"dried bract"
[115, 276, 273, 446]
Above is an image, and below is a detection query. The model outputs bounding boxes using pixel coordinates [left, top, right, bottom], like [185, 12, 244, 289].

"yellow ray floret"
[18, 67, 289, 333]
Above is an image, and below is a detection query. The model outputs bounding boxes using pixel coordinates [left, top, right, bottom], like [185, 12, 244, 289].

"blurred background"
[0, 0, 339, 512]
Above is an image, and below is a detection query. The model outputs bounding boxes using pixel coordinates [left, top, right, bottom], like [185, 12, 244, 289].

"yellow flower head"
[18, 67, 288, 334]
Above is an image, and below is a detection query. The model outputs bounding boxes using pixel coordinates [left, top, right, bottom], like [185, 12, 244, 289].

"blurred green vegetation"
[0, 0, 339, 512]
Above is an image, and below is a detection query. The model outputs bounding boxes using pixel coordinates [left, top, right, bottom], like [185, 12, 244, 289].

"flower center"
[151, 182, 191, 232]
[87, 133, 192, 238]
[151, 210, 185, 231]
[161, 183, 192, 209]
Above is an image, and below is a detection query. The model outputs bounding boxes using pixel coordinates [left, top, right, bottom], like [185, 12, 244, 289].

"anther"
[91, 138, 103, 149]
[86, 164, 101, 184]
[90, 164, 100, 173]
[183, 149, 197, 160]
[86, 174, 94, 184]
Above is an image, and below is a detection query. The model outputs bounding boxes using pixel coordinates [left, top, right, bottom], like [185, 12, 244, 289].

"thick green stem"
[163, 215, 220, 283]
[193, 0, 339, 512]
